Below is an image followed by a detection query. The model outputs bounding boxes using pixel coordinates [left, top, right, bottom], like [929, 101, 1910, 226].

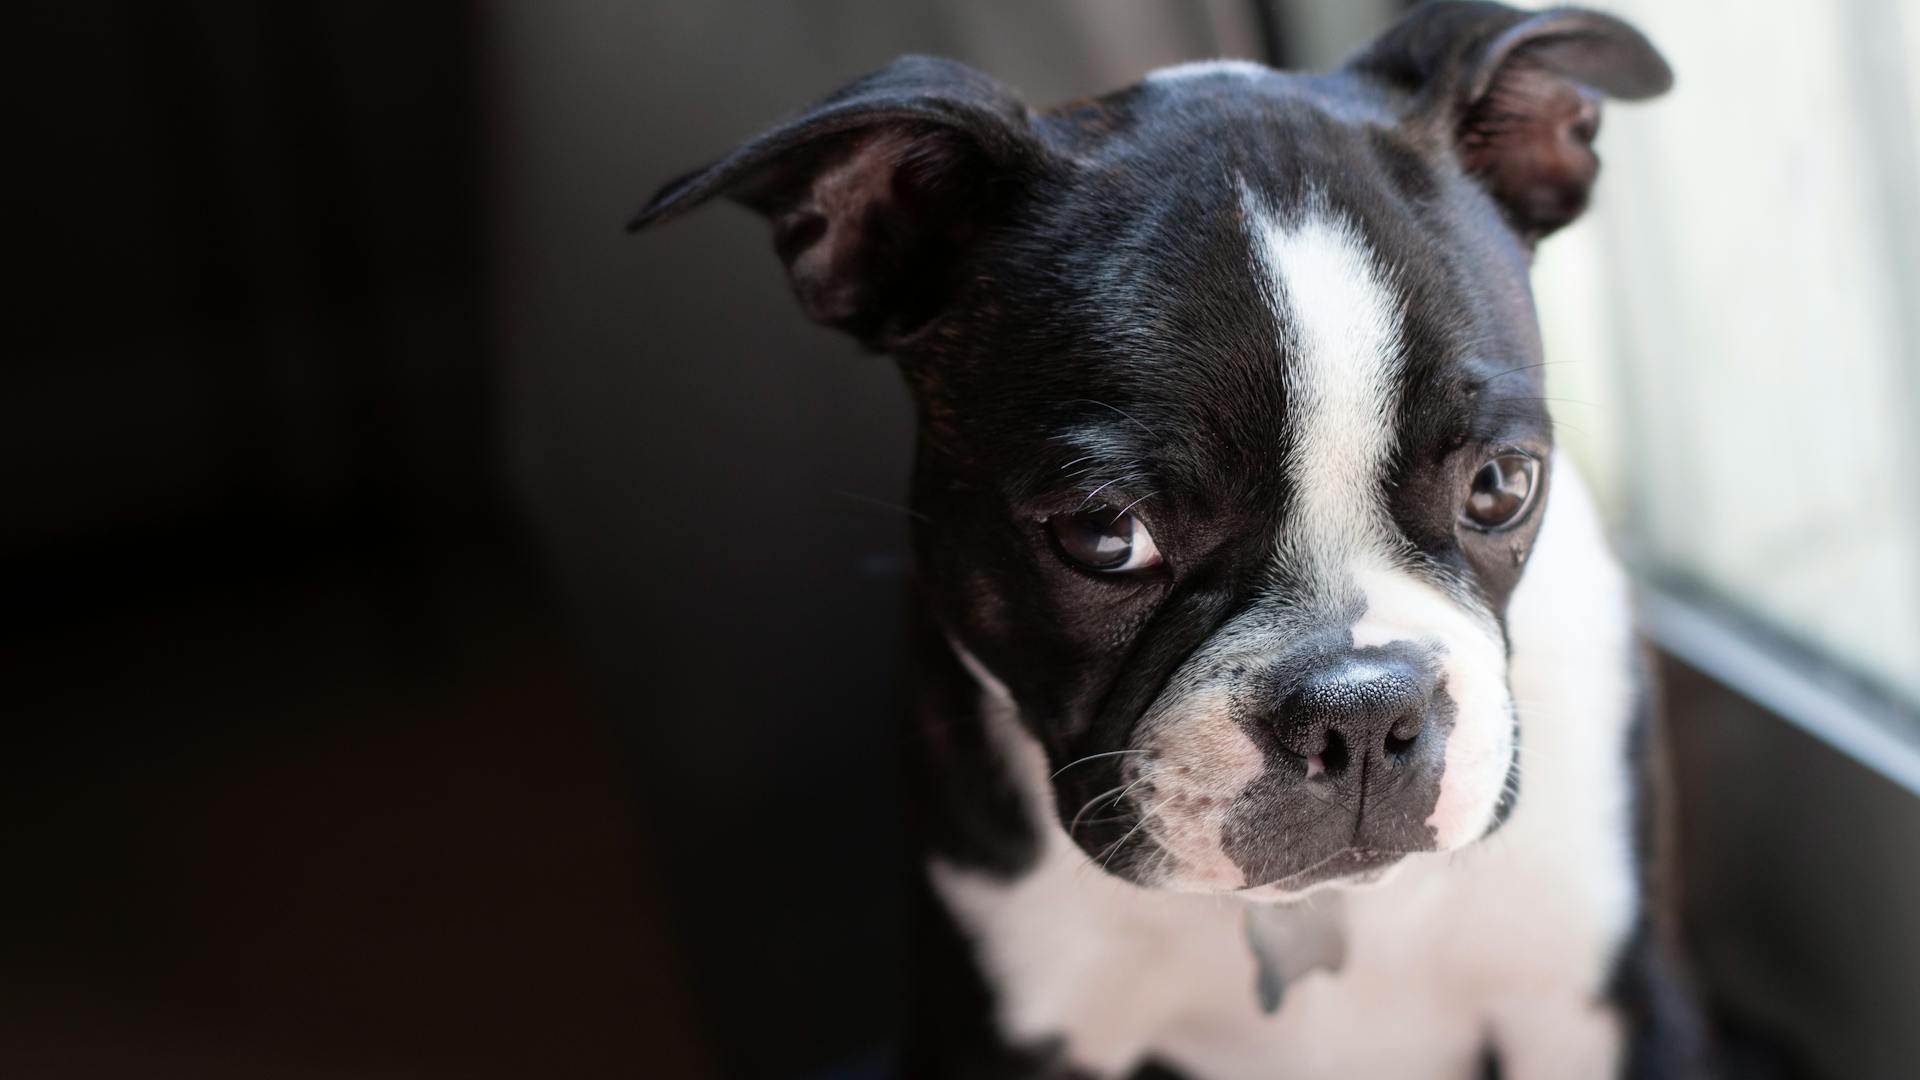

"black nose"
[1275, 653, 1435, 775]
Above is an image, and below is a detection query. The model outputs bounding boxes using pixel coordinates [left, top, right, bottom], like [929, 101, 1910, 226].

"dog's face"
[635, 4, 1669, 897]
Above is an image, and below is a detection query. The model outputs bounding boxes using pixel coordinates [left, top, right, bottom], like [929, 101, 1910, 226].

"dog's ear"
[1354, 2, 1671, 240]
[629, 56, 1057, 348]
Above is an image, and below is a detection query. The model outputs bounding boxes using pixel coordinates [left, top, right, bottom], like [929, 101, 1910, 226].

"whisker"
[1078, 472, 1144, 510]
[1069, 773, 1154, 836]
[1051, 749, 1147, 779]
[1073, 813, 1142, 828]
[1486, 395, 1600, 409]
[1068, 786, 1131, 837]
[1471, 360, 1570, 388]
[1071, 398, 1158, 439]
[1100, 794, 1179, 872]
[1075, 787, 1128, 837]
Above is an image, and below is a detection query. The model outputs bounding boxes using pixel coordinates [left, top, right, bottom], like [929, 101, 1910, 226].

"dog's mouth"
[1236, 847, 1406, 899]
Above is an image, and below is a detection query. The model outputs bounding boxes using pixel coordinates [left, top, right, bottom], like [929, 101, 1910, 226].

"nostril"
[1383, 712, 1426, 759]
[1320, 730, 1350, 775]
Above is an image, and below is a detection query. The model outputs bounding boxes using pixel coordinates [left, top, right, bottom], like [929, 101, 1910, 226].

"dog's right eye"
[1048, 506, 1163, 574]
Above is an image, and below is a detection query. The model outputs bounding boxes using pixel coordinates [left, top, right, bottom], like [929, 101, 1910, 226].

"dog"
[632, 3, 1711, 1077]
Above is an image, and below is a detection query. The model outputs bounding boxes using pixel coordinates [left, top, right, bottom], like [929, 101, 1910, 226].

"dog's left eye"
[1461, 453, 1541, 531]
[1048, 505, 1163, 573]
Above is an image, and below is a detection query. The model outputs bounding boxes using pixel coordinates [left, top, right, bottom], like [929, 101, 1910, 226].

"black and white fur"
[633, 4, 1710, 1077]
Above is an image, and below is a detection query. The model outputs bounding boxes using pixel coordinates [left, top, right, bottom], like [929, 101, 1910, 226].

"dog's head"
[633, 3, 1668, 897]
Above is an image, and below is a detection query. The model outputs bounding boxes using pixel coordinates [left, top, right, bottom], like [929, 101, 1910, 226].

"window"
[1533, 0, 1920, 718]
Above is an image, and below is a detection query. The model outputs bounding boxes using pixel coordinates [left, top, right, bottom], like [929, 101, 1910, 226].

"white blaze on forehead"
[1243, 192, 1405, 579]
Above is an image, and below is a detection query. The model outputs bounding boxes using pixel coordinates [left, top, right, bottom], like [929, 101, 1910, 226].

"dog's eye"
[1048, 505, 1163, 573]
[1461, 453, 1540, 531]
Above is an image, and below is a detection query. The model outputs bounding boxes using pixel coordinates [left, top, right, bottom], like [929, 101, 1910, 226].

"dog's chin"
[1141, 847, 1411, 901]
[1233, 848, 1409, 902]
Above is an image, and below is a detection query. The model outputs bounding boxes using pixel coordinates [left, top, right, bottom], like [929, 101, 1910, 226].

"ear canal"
[627, 55, 1055, 347]
[1355, 2, 1672, 241]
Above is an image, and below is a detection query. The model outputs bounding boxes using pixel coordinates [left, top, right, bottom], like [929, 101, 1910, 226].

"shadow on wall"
[2, 3, 703, 1076]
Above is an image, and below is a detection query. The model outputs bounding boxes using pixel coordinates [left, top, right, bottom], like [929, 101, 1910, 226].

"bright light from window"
[1535, 0, 1920, 712]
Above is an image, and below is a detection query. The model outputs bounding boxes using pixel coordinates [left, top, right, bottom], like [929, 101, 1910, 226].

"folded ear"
[629, 56, 1058, 347]
[1354, 2, 1672, 240]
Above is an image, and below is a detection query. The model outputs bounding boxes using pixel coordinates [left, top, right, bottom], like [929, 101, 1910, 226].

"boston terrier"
[632, 3, 1712, 1077]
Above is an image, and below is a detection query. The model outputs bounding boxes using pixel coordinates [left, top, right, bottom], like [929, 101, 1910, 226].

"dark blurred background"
[4, 3, 1917, 1079]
